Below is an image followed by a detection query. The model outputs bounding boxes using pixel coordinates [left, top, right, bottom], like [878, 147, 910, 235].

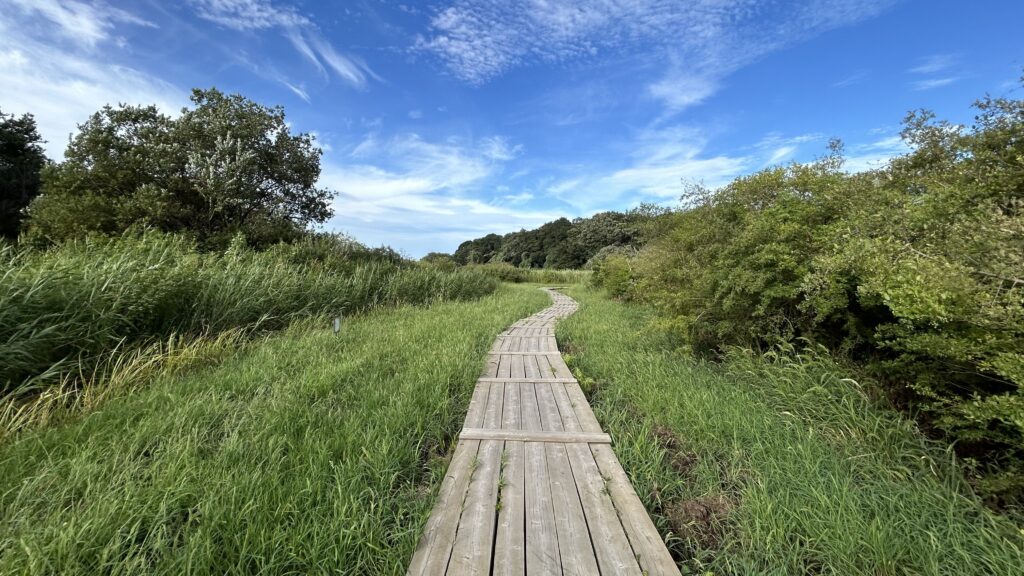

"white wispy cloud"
[281, 81, 310, 103]
[189, 0, 307, 30]
[843, 133, 910, 172]
[480, 135, 523, 161]
[833, 70, 869, 88]
[912, 77, 958, 91]
[542, 125, 751, 210]
[909, 54, 957, 75]
[418, 0, 898, 113]
[767, 146, 797, 164]
[321, 132, 557, 255]
[0, 2, 184, 158]
[189, 0, 378, 89]
[502, 192, 534, 203]
[4, 0, 156, 48]
[907, 53, 960, 91]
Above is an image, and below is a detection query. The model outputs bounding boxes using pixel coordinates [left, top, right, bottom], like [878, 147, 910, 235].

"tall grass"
[0, 284, 550, 575]
[465, 262, 591, 284]
[559, 286, 1024, 574]
[0, 232, 497, 430]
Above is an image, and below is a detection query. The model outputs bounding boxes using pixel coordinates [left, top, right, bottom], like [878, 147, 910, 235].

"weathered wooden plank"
[477, 377, 577, 383]
[510, 353, 526, 379]
[503, 354, 516, 379]
[464, 383, 491, 429]
[545, 442, 600, 575]
[565, 443, 643, 575]
[494, 382, 525, 575]
[459, 429, 612, 444]
[547, 356, 574, 379]
[519, 382, 542, 432]
[524, 442, 560, 575]
[535, 380, 600, 574]
[534, 382, 563, 432]
[447, 438, 503, 575]
[561, 382, 601, 433]
[447, 379, 505, 575]
[549, 382, 581, 432]
[521, 380, 560, 575]
[523, 355, 542, 380]
[593, 444, 680, 576]
[481, 348, 501, 379]
[406, 438, 481, 575]
[488, 351, 563, 356]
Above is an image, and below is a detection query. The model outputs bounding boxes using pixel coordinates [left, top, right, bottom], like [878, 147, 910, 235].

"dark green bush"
[602, 92, 1024, 509]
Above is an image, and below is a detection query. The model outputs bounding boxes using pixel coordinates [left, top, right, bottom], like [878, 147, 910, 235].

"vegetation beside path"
[559, 286, 1024, 575]
[0, 284, 549, 575]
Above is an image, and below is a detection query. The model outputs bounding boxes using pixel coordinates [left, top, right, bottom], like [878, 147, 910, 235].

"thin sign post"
[333, 316, 341, 335]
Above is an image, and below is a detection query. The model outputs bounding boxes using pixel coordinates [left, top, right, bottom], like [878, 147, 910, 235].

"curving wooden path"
[408, 289, 679, 576]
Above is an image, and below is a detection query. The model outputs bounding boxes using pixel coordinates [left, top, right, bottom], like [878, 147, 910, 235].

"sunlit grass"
[0, 233, 499, 435]
[0, 284, 549, 575]
[559, 286, 1024, 575]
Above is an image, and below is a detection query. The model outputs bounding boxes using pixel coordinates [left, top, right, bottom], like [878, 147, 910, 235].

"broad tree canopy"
[26, 88, 332, 248]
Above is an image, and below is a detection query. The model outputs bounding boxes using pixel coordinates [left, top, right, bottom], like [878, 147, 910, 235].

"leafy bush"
[603, 92, 1024, 508]
[0, 231, 497, 399]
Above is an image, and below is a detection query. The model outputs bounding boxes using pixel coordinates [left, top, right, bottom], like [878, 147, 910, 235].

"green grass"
[559, 286, 1024, 575]
[0, 284, 549, 575]
[464, 262, 591, 285]
[1, 232, 498, 434]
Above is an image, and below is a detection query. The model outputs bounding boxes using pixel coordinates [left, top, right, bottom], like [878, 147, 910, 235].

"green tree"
[453, 233, 503, 264]
[0, 110, 47, 239]
[26, 88, 332, 248]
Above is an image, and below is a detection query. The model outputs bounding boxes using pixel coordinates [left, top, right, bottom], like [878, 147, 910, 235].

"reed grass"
[0, 284, 549, 574]
[0, 232, 497, 433]
[559, 285, 1024, 574]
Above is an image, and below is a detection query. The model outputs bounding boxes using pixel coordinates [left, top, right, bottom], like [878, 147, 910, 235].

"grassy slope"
[0, 284, 549, 575]
[559, 286, 1024, 575]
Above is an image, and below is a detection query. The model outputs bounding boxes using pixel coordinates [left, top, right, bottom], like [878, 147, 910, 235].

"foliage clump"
[594, 92, 1024, 509]
[452, 205, 666, 269]
[24, 89, 332, 249]
[0, 109, 47, 239]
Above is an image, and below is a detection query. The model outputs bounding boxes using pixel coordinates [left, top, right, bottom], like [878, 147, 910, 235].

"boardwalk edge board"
[459, 428, 612, 444]
[407, 288, 680, 576]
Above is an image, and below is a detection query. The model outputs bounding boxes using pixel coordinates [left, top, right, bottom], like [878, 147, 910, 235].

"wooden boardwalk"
[408, 289, 679, 576]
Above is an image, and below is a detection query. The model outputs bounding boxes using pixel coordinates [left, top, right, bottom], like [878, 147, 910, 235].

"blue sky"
[1, 0, 1021, 257]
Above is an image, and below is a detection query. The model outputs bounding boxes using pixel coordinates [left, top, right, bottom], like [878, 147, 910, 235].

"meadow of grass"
[0, 283, 549, 575]
[559, 286, 1024, 575]
[0, 232, 498, 435]
[464, 262, 591, 285]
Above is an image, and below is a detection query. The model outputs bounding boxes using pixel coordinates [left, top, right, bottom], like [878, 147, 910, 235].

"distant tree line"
[447, 206, 668, 269]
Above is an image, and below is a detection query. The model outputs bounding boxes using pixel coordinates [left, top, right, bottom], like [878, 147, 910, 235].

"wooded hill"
[447, 205, 667, 269]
